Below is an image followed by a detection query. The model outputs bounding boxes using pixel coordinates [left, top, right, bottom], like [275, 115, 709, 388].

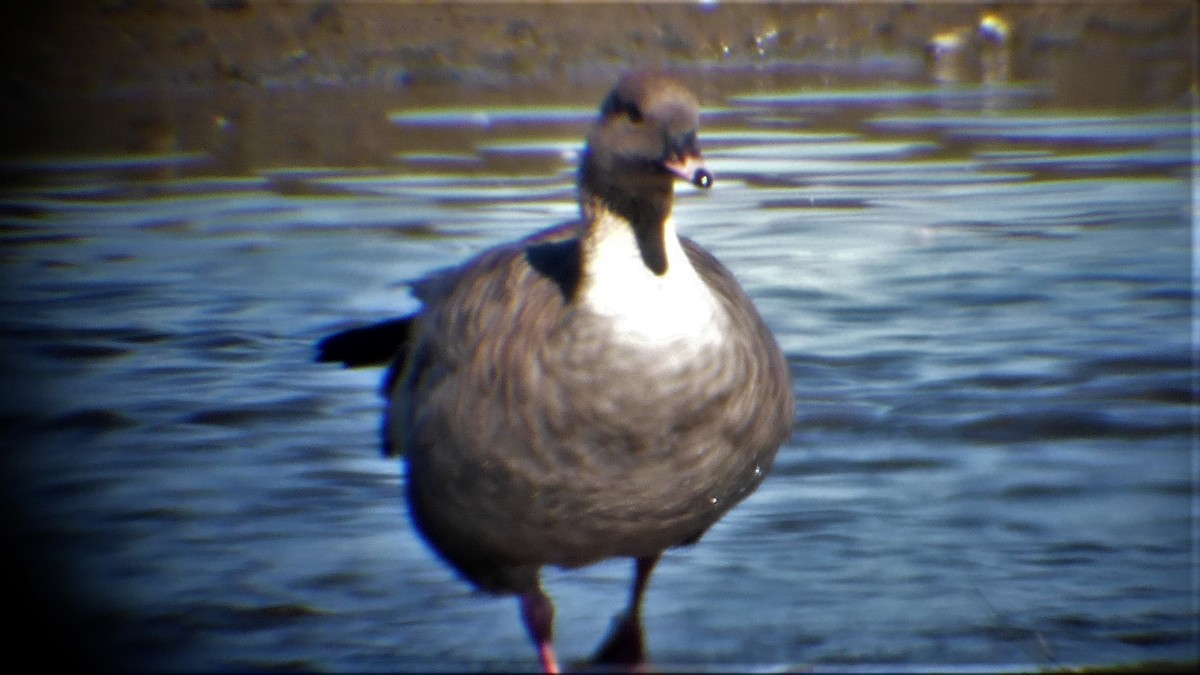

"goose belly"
[400, 325, 774, 570]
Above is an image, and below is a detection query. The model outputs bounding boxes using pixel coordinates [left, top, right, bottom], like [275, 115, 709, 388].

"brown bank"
[0, 1, 1193, 170]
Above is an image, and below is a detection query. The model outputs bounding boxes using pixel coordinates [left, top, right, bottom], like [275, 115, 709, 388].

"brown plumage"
[317, 71, 793, 672]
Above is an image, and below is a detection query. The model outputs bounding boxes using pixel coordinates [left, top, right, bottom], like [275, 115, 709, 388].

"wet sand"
[0, 1, 1194, 169]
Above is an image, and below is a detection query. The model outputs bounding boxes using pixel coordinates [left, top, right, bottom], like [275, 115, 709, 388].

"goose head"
[579, 73, 712, 220]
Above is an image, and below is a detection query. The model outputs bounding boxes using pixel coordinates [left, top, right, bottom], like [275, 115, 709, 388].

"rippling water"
[1, 74, 1194, 671]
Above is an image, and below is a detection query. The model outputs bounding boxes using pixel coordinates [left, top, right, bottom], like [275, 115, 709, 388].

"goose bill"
[663, 155, 712, 189]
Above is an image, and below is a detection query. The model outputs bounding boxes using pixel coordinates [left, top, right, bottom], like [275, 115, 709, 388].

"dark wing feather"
[315, 317, 412, 368]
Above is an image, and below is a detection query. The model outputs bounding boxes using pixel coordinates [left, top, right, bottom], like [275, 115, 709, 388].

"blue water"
[1, 77, 1194, 671]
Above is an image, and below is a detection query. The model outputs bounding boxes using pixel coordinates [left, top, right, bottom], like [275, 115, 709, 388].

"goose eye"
[600, 93, 644, 124]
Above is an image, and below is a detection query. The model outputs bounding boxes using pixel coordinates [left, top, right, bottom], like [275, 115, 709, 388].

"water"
[1, 71, 1194, 671]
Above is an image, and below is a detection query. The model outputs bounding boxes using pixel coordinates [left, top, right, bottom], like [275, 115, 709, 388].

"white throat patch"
[579, 209, 725, 352]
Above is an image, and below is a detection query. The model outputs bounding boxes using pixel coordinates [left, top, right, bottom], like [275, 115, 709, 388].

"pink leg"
[594, 554, 660, 665]
[520, 589, 560, 674]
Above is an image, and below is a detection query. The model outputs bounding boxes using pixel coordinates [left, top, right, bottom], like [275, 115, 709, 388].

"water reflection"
[0, 74, 1193, 671]
[926, 12, 1012, 86]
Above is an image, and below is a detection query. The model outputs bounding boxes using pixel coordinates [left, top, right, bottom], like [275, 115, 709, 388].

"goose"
[317, 71, 794, 673]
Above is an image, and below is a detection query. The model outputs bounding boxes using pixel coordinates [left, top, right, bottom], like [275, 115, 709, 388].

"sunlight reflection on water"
[0, 75, 1193, 671]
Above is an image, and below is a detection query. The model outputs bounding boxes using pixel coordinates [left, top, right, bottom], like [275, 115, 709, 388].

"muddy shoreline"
[1, 1, 1194, 169]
